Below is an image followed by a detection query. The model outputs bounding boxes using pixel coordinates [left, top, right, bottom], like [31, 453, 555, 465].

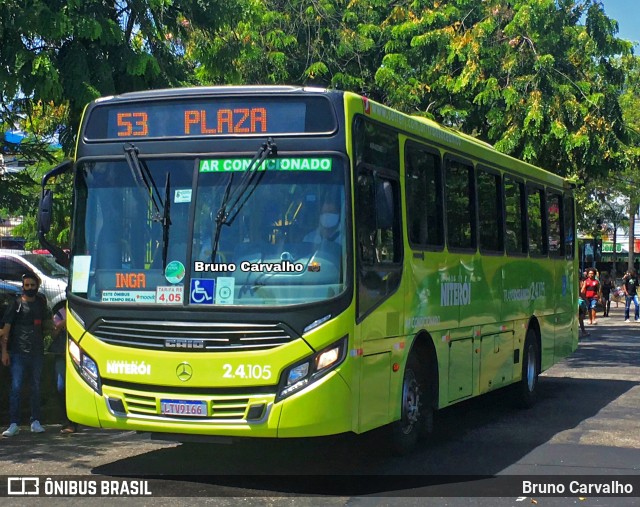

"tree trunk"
[612, 226, 617, 280]
[629, 207, 636, 272]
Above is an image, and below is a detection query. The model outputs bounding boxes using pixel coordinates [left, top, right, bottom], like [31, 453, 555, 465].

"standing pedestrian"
[601, 272, 613, 317]
[580, 268, 600, 326]
[622, 268, 640, 323]
[1, 272, 53, 437]
[578, 296, 589, 338]
[49, 306, 78, 434]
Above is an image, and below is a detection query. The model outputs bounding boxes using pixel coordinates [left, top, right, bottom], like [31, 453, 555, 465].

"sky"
[600, 0, 640, 46]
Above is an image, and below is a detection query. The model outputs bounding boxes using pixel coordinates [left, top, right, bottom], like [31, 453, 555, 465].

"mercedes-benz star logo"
[176, 362, 193, 382]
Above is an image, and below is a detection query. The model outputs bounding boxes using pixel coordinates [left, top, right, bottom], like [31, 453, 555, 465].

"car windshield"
[21, 254, 68, 278]
[71, 156, 349, 307]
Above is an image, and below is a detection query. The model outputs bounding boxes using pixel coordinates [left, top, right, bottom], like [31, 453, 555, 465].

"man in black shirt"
[623, 268, 640, 322]
[1, 272, 53, 437]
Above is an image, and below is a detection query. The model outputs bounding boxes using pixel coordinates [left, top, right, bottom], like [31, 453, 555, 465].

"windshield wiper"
[210, 138, 277, 262]
[124, 143, 172, 268]
[161, 173, 171, 269]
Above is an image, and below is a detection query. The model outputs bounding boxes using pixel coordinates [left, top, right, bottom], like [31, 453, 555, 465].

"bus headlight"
[276, 336, 347, 402]
[286, 363, 309, 385]
[68, 338, 102, 394]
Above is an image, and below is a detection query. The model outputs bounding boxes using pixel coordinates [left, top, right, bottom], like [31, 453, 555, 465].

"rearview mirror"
[38, 189, 53, 235]
[38, 160, 72, 267]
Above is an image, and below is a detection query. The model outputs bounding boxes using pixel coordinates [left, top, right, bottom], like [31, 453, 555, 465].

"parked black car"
[0, 281, 21, 325]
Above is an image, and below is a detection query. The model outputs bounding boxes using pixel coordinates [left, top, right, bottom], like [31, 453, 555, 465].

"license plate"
[160, 399, 207, 417]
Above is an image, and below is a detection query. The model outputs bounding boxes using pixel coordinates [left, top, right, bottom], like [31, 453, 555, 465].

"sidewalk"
[584, 302, 640, 328]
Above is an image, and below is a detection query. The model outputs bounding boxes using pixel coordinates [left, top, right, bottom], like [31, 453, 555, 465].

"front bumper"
[66, 354, 353, 438]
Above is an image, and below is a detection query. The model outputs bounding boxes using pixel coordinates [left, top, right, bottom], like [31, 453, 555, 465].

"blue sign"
[190, 279, 215, 305]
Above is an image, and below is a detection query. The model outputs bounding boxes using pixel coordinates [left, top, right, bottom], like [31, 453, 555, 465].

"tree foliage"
[1, 0, 246, 248]
[1, 101, 66, 217]
[190, 0, 635, 181]
[0, 0, 245, 153]
[1, 0, 636, 179]
[2, 0, 640, 249]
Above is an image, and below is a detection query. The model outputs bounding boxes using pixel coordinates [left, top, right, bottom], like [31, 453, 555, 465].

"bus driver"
[304, 199, 341, 244]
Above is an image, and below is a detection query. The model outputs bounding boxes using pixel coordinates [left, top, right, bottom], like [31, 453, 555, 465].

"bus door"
[354, 167, 404, 432]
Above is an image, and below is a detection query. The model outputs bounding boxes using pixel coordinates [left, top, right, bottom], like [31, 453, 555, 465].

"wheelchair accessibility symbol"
[190, 279, 215, 304]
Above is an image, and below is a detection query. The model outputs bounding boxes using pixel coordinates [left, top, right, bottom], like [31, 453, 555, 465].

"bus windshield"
[71, 156, 348, 306]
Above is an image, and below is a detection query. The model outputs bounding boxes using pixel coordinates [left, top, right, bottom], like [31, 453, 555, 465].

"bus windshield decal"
[199, 157, 333, 173]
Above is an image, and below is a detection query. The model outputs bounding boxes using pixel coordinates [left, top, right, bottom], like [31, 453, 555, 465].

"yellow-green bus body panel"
[66, 309, 355, 437]
[66, 89, 578, 439]
[343, 91, 578, 421]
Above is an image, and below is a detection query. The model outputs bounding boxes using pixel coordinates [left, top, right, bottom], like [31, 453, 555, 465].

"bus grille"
[121, 392, 252, 421]
[91, 320, 294, 351]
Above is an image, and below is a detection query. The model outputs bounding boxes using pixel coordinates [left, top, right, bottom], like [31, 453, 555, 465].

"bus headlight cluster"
[69, 338, 102, 394]
[276, 336, 347, 402]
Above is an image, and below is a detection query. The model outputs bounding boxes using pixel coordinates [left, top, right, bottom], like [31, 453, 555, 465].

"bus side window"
[504, 177, 526, 255]
[547, 192, 563, 256]
[357, 172, 377, 265]
[563, 194, 575, 260]
[356, 169, 402, 317]
[527, 185, 547, 256]
[445, 158, 475, 250]
[405, 143, 444, 249]
[356, 173, 399, 264]
[477, 167, 503, 252]
[375, 178, 399, 263]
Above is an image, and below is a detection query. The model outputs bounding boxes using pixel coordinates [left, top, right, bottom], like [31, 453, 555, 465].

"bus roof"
[93, 85, 333, 104]
[82, 85, 570, 189]
[343, 91, 569, 189]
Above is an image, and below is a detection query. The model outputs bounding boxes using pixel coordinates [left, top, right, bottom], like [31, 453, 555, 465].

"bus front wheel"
[513, 329, 540, 408]
[389, 354, 430, 455]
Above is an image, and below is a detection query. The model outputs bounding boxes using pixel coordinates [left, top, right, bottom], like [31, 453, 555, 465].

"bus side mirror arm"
[38, 160, 72, 268]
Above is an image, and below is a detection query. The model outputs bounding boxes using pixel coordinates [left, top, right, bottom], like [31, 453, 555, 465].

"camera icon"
[7, 477, 39, 495]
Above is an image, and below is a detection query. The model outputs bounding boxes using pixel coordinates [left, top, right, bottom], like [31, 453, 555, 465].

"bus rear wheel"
[389, 354, 430, 455]
[513, 329, 539, 408]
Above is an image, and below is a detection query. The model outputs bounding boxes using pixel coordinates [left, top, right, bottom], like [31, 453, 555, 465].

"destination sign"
[83, 96, 336, 140]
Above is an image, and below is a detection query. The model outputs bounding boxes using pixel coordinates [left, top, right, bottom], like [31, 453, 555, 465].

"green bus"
[39, 86, 578, 453]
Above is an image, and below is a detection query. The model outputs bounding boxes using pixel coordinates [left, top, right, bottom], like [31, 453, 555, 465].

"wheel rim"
[401, 369, 421, 435]
[526, 344, 536, 392]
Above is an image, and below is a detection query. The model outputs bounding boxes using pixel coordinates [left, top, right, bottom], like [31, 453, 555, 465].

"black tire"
[389, 354, 431, 456]
[513, 329, 540, 408]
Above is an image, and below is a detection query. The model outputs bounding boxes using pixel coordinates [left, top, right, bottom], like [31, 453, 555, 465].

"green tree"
[0, 0, 244, 153]
[186, 0, 392, 93]
[190, 0, 633, 182]
[614, 54, 640, 270]
[1, 101, 66, 226]
[376, 0, 633, 179]
[1, 0, 246, 248]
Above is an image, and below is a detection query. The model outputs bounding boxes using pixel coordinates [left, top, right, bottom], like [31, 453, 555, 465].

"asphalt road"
[0, 305, 639, 506]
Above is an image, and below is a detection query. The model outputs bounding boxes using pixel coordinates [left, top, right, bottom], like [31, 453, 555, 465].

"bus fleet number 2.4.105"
[222, 364, 272, 380]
